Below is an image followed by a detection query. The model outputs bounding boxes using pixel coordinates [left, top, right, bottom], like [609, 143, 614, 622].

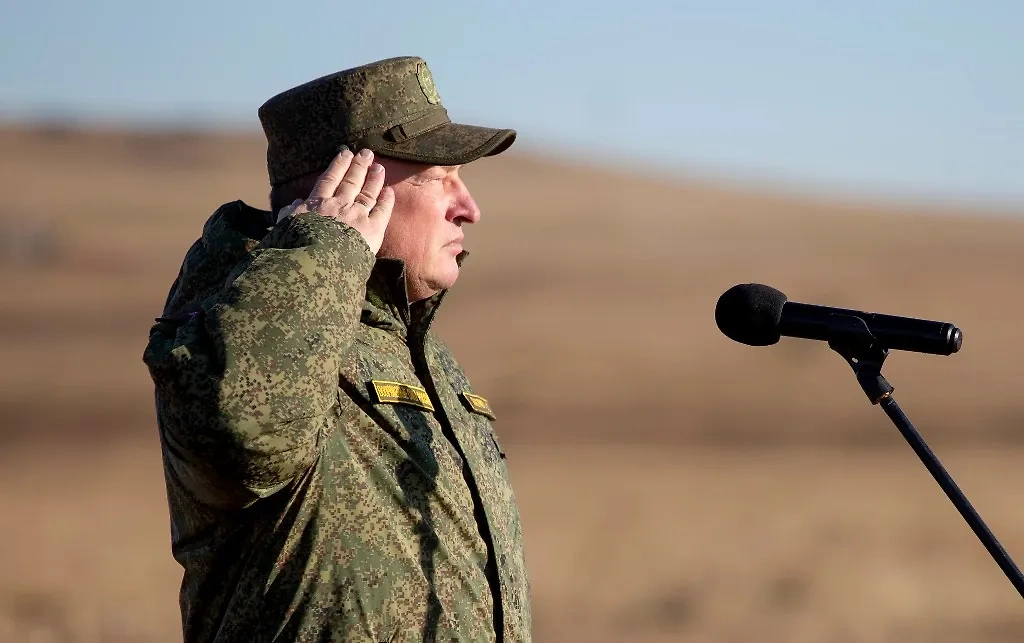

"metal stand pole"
[826, 313, 1024, 600]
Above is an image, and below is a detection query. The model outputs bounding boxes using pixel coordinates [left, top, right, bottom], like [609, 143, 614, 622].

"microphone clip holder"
[823, 312, 1024, 600]
[825, 313, 894, 404]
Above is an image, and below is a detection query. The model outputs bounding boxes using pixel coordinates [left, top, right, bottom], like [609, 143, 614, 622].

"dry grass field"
[2, 122, 1024, 642]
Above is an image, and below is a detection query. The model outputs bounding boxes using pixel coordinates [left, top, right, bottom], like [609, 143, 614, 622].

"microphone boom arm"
[825, 313, 1024, 599]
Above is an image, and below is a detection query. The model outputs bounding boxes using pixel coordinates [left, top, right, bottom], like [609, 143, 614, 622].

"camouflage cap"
[258, 56, 517, 186]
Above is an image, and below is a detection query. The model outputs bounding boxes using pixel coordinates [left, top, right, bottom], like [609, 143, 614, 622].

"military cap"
[258, 56, 517, 186]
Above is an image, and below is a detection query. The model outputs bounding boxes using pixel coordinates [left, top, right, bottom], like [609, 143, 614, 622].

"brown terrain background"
[1, 123, 1023, 642]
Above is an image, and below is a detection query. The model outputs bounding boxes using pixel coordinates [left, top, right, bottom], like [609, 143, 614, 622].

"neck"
[362, 251, 468, 338]
[363, 258, 446, 338]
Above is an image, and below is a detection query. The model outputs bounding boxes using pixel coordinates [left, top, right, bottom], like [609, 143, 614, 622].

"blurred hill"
[1, 122, 1022, 449]
[3, 122, 1024, 642]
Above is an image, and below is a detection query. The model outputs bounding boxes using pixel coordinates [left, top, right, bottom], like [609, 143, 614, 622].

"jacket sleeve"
[142, 213, 376, 508]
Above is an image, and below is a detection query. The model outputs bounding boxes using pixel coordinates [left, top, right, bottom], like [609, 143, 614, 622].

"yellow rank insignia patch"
[461, 392, 496, 420]
[371, 380, 435, 412]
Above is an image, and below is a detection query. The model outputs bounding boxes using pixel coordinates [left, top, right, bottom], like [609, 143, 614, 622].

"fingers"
[370, 186, 395, 219]
[352, 162, 385, 210]
[334, 148, 376, 205]
[294, 147, 391, 251]
[308, 147, 355, 199]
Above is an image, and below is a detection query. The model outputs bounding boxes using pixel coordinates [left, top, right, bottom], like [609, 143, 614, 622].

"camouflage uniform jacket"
[142, 201, 531, 642]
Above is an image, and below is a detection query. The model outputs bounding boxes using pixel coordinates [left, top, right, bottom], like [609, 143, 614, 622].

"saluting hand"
[277, 147, 394, 255]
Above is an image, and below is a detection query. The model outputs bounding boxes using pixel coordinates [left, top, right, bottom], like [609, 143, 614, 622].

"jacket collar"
[360, 252, 468, 342]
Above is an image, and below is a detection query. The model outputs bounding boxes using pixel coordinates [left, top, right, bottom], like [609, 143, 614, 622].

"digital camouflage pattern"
[142, 201, 531, 642]
[259, 56, 517, 186]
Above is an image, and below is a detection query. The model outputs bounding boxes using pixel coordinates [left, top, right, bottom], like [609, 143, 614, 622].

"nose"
[448, 177, 481, 224]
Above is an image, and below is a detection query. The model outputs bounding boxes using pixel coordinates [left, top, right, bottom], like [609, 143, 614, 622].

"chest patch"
[371, 380, 435, 412]
[460, 392, 496, 420]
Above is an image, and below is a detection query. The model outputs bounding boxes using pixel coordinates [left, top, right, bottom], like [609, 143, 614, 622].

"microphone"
[712, 284, 1024, 602]
[715, 283, 963, 356]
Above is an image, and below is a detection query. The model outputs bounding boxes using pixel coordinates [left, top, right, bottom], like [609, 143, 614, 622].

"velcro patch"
[371, 380, 434, 412]
[461, 392, 496, 420]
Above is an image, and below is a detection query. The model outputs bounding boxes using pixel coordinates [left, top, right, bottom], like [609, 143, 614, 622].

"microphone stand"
[826, 313, 1024, 600]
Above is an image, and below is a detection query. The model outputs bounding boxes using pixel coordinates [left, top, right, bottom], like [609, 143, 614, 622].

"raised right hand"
[277, 147, 394, 254]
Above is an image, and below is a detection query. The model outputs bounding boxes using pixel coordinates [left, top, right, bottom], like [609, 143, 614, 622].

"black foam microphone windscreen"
[715, 283, 788, 346]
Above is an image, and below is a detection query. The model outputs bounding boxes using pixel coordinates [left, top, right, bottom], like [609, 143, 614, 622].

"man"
[142, 56, 531, 642]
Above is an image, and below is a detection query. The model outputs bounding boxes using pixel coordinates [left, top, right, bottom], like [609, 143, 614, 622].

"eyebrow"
[425, 166, 457, 178]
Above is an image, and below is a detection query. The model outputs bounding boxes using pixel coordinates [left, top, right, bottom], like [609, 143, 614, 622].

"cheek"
[386, 194, 438, 256]
[403, 193, 446, 231]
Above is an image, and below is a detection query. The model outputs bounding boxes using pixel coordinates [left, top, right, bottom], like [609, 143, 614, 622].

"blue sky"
[2, 1, 1022, 208]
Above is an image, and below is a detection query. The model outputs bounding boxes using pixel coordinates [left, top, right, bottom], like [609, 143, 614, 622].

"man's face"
[375, 156, 481, 302]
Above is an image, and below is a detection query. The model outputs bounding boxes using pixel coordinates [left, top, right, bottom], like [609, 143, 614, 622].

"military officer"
[143, 56, 531, 642]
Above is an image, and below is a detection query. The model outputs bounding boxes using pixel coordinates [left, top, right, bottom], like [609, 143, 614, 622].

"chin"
[429, 264, 461, 292]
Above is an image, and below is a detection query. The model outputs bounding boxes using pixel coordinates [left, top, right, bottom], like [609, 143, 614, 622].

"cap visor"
[373, 122, 516, 166]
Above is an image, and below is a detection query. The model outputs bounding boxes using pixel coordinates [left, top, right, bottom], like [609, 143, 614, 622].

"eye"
[413, 173, 444, 185]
